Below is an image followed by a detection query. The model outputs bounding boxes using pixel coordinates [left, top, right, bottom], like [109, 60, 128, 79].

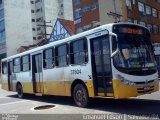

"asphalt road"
[0, 84, 160, 120]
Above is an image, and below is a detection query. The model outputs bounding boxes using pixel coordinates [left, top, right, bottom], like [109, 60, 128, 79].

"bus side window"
[22, 55, 30, 71]
[43, 48, 54, 69]
[2, 62, 7, 74]
[13, 57, 21, 73]
[70, 38, 88, 65]
[55, 44, 68, 67]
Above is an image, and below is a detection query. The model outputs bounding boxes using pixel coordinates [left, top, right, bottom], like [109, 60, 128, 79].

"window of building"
[31, 10, 35, 13]
[132, 0, 135, 4]
[55, 44, 68, 67]
[43, 48, 54, 69]
[0, 9, 4, 18]
[36, 8, 41, 13]
[31, 1, 34, 4]
[22, 55, 30, 71]
[126, 0, 132, 10]
[70, 39, 88, 65]
[153, 25, 158, 34]
[0, 20, 4, 30]
[0, 20, 5, 42]
[0, 31, 5, 42]
[82, 5, 90, 12]
[146, 5, 151, 15]
[13, 57, 21, 73]
[138, 2, 145, 13]
[36, 17, 43, 22]
[152, 8, 158, 17]
[139, 21, 146, 27]
[91, 3, 98, 10]
[147, 24, 153, 33]
[76, 27, 83, 33]
[0, 0, 3, 8]
[127, 18, 133, 23]
[133, 19, 138, 24]
[35, 0, 41, 3]
[33, 37, 36, 40]
[75, 8, 82, 19]
[37, 27, 41, 31]
[32, 28, 35, 31]
[32, 19, 35, 22]
[74, 0, 81, 5]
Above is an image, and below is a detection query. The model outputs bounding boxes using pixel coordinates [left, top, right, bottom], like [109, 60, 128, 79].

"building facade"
[1, 0, 73, 57]
[122, 0, 160, 43]
[0, 0, 6, 59]
[72, 0, 160, 43]
[1, 0, 160, 57]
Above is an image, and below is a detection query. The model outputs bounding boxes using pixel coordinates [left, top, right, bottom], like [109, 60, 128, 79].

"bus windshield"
[113, 25, 157, 75]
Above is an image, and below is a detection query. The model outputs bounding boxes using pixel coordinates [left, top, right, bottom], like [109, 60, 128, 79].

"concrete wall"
[63, 0, 73, 21]
[98, 0, 122, 25]
[43, 0, 73, 38]
[4, 0, 33, 57]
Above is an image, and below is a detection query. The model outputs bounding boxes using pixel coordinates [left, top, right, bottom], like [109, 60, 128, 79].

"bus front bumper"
[113, 80, 159, 99]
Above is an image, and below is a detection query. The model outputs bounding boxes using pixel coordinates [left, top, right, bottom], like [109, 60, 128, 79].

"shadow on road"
[8, 94, 160, 115]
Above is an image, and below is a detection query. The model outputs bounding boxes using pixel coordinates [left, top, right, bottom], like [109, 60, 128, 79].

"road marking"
[0, 100, 29, 106]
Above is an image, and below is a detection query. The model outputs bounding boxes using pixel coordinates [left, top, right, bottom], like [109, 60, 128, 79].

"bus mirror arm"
[111, 49, 119, 58]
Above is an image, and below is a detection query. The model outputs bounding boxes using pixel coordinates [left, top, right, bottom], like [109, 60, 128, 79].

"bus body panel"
[1, 23, 159, 100]
[113, 79, 159, 99]
[43, 67, 66, 96]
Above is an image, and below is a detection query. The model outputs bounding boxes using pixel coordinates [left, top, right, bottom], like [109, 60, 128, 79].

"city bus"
[1, 23, 159, 107]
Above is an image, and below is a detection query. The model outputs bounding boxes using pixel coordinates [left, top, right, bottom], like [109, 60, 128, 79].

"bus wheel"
[16, 84, 24, 98]
[73, 84, 89, 108]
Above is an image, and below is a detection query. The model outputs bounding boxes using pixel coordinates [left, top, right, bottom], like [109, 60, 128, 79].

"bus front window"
[113, 34, 157, 75]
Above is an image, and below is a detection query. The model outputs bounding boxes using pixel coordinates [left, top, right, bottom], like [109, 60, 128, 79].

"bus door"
[32, 53, 43, 93]
[90, 34, 113, 97]
[7, 61, 13, 91]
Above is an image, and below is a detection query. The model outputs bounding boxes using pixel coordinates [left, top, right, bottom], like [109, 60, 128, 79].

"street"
[0, 84, 160, 120]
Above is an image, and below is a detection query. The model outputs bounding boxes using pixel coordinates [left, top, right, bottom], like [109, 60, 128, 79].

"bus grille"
[135, 80, 155, 85]
[137, 86, 154, 93]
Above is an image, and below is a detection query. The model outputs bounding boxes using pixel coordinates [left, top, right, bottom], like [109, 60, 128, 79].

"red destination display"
[120, 28, 143, 35]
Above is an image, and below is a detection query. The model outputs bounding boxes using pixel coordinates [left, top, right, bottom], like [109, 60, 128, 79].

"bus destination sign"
[120, 28, 143, 35]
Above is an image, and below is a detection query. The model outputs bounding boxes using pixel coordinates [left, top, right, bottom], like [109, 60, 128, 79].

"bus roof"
[2, 23, 149, 62]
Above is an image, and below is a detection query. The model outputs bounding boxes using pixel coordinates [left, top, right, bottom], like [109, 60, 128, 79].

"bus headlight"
[122, 80, 136, 86]
[116, 74, 136, 86]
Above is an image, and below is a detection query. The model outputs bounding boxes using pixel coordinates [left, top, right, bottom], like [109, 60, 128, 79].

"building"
[122, 0, 160, 43]
[1, 0, 160, 57]
[50, 18, 75, 42]
[72, 0, 160, 43]
[72, 0, 123, 33]
[0, 0, 73, 57]
[0, 0, 6, 59]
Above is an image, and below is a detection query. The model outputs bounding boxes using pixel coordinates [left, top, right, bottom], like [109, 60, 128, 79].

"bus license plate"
[144, 86, 150, 91]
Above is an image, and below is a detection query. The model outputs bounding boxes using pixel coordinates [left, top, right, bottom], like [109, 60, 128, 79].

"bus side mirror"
[111, 35, 119, 58]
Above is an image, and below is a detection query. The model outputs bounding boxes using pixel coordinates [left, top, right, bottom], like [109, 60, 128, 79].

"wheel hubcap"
[75, 89, 86, 105]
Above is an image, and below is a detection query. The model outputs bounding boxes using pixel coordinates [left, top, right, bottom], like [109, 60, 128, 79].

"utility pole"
[37, 20, 52, 44]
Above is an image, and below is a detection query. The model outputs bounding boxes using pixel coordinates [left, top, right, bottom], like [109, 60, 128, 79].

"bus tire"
[73, 84, 89, 108]
[16, 84, 24, 99]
